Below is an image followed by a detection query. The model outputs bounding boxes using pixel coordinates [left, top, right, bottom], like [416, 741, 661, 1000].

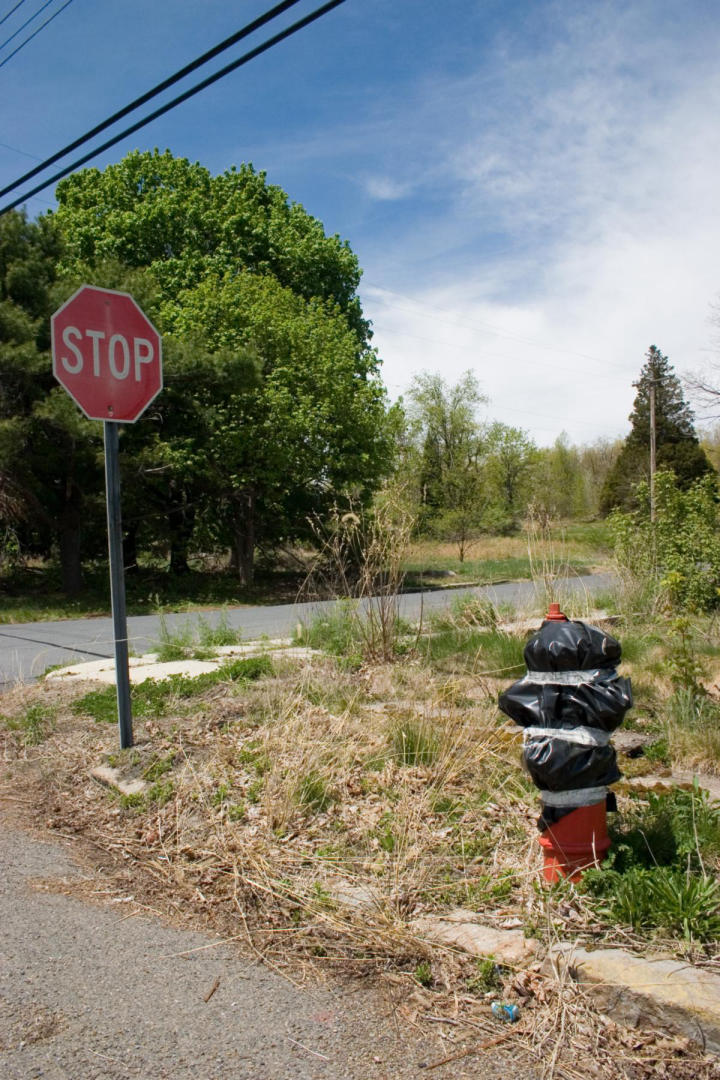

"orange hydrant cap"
[545, 603, 568, 621]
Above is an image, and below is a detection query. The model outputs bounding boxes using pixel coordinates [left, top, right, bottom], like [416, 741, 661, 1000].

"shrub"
[610, 472, 720, 613]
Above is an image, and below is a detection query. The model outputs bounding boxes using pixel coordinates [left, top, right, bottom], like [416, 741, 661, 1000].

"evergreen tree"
[600, 346, 713, 513]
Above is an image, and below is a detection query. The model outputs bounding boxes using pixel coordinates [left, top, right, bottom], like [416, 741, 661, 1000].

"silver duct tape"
[521, 669, 617, 686]
[523, 726, 611, 747]
[538, 786, 608, 808]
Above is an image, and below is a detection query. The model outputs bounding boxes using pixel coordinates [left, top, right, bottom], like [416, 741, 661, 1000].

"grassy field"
[0, 520, 614, 623]
[1, 587, 718, 1078]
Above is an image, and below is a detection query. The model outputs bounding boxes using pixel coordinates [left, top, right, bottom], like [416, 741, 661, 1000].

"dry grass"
[1, 652, 718, 1079]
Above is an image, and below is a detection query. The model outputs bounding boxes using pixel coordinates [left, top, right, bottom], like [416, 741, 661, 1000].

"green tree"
[407, 371, 491, 560]
[601, 346, 713, 513]
[611, 471, 720, 612]
[54, 150, 368, 344]
[531, 434, 587, 519]
[578, 437, 622, 517]
[484, 422, 538, 525]
[0, 209, 106, 593]
[164, 271, 392, 582]
[51, 150, 391, 583]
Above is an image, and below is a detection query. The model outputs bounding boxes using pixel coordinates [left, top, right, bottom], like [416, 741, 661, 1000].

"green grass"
[466, 957, 504, 995]
[0, 561, 307, 623]
[389, 717, 439, 766]
[153, 610, 243, 661]
[72, 655, 274, 723]
[582, 786, 720, 942]
[414, 961, 433, 987]
[419, 624, 526, 675]
[662, 689, 720, 772]
[295, 771, 334, 813]
[142, 754, 176, 781]
[617, 631, 661, 665]
[403, 555, 539, 586]
[584, 864, 720, 942]
[296, 599, 413, 665]
[3, 703, 56, 744]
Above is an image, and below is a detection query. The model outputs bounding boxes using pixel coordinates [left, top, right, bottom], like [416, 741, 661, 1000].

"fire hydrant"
[499, 604, 632, 883]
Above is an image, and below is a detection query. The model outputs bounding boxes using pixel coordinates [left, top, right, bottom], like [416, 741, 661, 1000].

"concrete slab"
[411, 910, 539, 966]
[49, 657, 221, 685]
[548, 944, 720, 1053]
[46, 642, 319, 686]
[91, 766, 148, 798]
[214, 640, 292, 654]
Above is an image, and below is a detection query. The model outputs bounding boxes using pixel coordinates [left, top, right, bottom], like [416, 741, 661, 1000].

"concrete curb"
[547, 943, 720, 1054]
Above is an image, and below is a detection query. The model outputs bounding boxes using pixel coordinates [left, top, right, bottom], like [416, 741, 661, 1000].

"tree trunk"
[58, 496, 83, 595]
[232, 490, 255, 586]
[167, 493, 195, 576]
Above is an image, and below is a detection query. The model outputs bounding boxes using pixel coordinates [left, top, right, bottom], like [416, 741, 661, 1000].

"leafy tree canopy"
[43, 150, 391, 585]
[53, 150, 368, 343]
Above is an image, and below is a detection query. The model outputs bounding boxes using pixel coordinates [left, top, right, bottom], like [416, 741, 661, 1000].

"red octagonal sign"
[52, 285, 162, 422]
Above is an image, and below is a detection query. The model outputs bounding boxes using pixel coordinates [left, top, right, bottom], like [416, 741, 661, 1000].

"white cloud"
[359, 2, 720, 445]
[362, 175, 412, 201]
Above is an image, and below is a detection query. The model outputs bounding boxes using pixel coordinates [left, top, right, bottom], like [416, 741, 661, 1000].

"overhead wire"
[0, 0, 30, 29]
[0, 139, 42, 160]
[0, 0, 304, 199]
[0, 0, 348, 215]
[0, 0, 59, 54]
[0, 0, 74, 73]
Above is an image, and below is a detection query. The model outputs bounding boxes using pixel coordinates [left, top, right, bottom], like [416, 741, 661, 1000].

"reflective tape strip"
[523, 726, 611, 747]
[521, 669, 617, 686]
[538, 786, 607, 807]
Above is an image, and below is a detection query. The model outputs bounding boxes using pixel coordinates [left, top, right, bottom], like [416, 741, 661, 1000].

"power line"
[0, 0, 348, 215]
[373, 323, 622, 384]
[0, 0, 304, 199]
[0, 139, 42, 160]
[0, 0, 74, 73]
[0, 0, 57, 53]
[0, 0, 30, 29]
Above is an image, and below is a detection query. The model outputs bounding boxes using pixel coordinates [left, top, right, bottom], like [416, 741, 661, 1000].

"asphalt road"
[0, 574, 613, 688]
[0, 817, 540, 1079]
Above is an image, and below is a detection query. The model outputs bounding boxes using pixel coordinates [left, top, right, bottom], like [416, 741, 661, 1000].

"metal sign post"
[51, 284, 162, 749]
[103, 422, 133, 748]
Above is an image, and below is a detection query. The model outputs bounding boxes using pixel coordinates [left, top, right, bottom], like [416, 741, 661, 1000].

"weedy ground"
[1, 602, 719, 1080]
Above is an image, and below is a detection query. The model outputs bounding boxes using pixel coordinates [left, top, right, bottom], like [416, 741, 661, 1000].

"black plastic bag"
[522, 735, 621, 791]
[498, 673, 632, 731]
[524, 620, 621, 672]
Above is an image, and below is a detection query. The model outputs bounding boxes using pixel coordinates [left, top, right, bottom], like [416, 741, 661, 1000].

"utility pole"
[649, 379, 657, 524]
[633, 373, 658, 523]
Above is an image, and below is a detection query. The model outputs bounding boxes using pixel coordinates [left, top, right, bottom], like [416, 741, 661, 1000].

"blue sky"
[3, 0, 720, 445]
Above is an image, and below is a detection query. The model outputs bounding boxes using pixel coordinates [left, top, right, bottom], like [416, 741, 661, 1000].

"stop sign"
[51, 285, 162, 422]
